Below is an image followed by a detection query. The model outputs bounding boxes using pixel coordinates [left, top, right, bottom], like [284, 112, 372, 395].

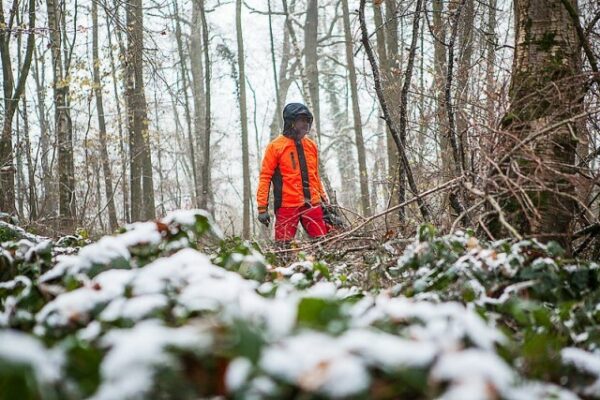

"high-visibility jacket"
[257, 134, 327, 212]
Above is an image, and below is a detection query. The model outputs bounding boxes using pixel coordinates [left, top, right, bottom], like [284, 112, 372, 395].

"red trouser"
[275, 205, 328, 242]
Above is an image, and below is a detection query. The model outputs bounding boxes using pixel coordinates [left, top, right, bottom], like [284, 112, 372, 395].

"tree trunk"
[304, 0, 321, 139]
[358, 0, 431, 222]
[126, 0, 142, 222]
[198, 0, 212, 211]
[137, 5, 155, 221]
[453, 0, 474, 175]
[106, 11, 129, 224]
[174, 0, 200, 208]
[236, 0, 251, 238]
[373, 2, 396, 227]
[341, 0, 371, 217]
[0, 0, 35, 215]
[493, 0, 584, 250]
[397, 0, 424, 218]
[47, 0, 76, 231]
[152, 86, 166, 217]
[190, 0, 207, 210]
[267, 0, 281, 138]
[323, 59, 358, 210]
[281, 0, 319, 145]
[22, 94, 37, 221]
[127, 0, 155, 221]
[485, 0, 497, 129]
[15, 109, 24, 218]
[93, 0, 118, 231]
[269, 2, 296, 139]
[383, 0, 402, 217]
[433, 0, 453, 215]
[32, 44, 55, 219]
[444, 0, 471, 222]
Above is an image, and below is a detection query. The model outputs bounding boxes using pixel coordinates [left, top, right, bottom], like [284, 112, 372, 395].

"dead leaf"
[466, 236, 479, 250]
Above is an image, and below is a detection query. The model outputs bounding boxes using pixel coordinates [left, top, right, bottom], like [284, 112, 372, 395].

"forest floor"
[0, 209, 599, 400]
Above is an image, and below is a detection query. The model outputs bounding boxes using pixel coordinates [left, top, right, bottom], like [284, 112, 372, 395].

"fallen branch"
[574, 222, 600, 239]
[271, 177, 463, 254]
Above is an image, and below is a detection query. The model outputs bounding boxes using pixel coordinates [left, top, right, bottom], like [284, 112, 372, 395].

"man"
[256, 103, 329, 243]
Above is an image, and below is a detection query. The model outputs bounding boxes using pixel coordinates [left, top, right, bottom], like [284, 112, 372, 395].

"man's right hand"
[258, 211, 271, 227]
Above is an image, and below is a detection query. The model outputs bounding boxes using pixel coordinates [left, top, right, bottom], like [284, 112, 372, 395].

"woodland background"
[2, 0, 598, 253]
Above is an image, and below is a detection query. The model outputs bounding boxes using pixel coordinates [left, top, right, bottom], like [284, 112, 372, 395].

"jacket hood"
[283, 103, 313, 137]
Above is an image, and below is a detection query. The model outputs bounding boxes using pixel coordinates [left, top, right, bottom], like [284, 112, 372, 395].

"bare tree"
[341, 0, 371, 217]
[32, 43, 56, 219]
[126, 0, 155, 221]
[173, 0, 200, 209]
[0, 0, 35, 215]
[92, 0, 118, 231]
[106, 10, 130, 224]
[269, 0, 296, 139]
[190, 0, 207, 209]
[197, 0, 212, 211]
[305, 0, 321, 137]
[358, 0, 431, 222]
[236, 0, 251, 238]
[46, 0, 76, 231]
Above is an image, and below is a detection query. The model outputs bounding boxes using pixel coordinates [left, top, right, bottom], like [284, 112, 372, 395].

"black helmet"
[282, 103, 313, 137]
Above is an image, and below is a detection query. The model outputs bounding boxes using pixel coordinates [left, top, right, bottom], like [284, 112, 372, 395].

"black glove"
[258, 211, 271, 227]
[322, 204, 344, 227]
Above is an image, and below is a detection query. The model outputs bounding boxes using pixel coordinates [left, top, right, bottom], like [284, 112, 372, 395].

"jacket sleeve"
[256, 142, 278, 212]
[318, 177, 328, 203]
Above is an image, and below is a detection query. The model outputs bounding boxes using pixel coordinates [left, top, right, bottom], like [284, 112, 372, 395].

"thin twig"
[272, 177, 462, 254]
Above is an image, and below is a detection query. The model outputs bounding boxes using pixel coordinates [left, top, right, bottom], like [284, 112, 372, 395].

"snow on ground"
[1, 210, 595, 399]
[90, 319, 213, 400]
[0, 329, 64, 384]
[562, 348, 600, 397]
[39, 221, 162, 282]
[32, 240, 519, 398]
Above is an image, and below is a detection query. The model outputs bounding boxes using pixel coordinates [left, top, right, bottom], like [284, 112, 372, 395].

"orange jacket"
[257, 134, 327, 212]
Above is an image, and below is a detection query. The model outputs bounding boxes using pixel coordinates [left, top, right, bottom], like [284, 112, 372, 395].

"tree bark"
[198, 0, 212, 211]
[341, 0, 371, 217]
[0, 0, 35, 215]
[93, 0, 118, 231]
[47, 0, 76, 231]
[22, 94, 37, 221]
[269, 1, 295, 139]
[32, 44, 56, 219]
[323, 58, 358, 210]
[493, 0, 584, 250]
[190, 0, 207, 209]
[485, 0, 497, 129]
[106, 11, 130, 224]
[397, 0, 424, 214]
[126, 0, 155, 221]
[236, 0, 251, 238]
[383, 0, 402, 216]
[453, 0, 474, 175]
[433, 0, 453, 217]
[267, 0, 281, 137]
[304, 0, 321, 139]
[174, 0, 200, 208]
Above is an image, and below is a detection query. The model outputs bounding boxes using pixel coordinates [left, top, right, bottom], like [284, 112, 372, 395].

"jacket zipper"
[290, 152, 297, 169]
